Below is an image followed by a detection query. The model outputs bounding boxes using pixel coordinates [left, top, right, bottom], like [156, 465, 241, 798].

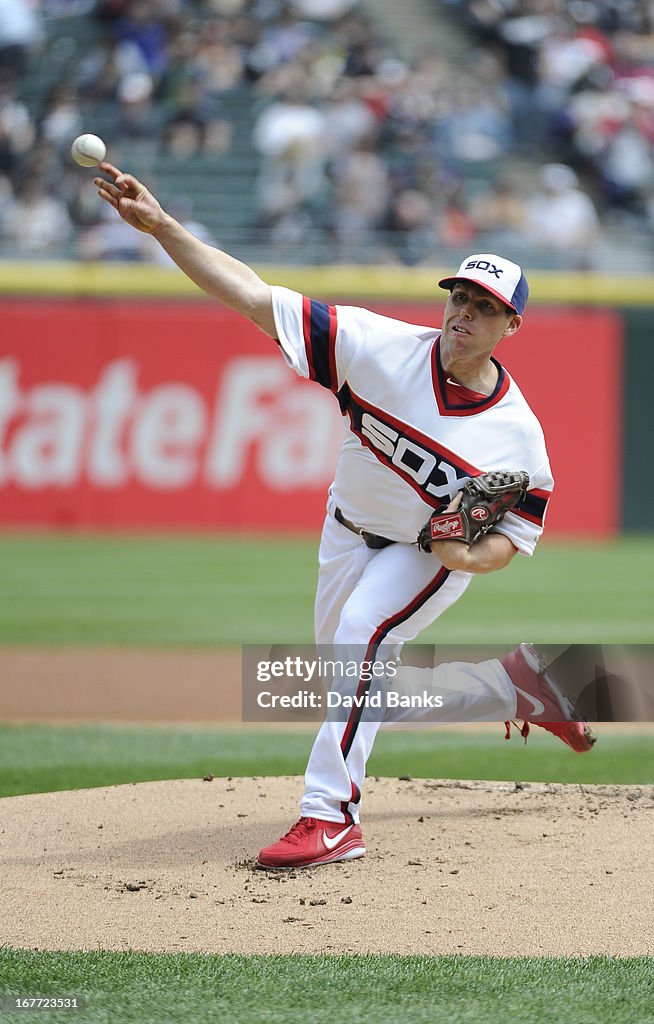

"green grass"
[0, 534, 318, 646]
[1, 951, 653, 1024]
[0, 724, 650, 799]
[0, 533, 653, 645]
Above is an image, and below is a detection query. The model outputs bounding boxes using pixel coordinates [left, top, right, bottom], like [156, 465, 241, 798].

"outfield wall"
[0, 262, 650, 534]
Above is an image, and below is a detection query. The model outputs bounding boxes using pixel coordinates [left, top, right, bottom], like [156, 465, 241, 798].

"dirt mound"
[1, 776, 653, 956]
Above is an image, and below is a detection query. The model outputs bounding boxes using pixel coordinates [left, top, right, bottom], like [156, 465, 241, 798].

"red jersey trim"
[328, 303, 338, 392]
[302, 295, 315, 380]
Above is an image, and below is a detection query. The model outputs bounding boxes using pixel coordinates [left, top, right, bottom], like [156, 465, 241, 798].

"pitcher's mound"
[1, 776, 652, 956]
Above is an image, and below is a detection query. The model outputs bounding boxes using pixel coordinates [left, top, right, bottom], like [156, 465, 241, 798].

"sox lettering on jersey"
[349, 396, 548, 524]
[345, 389, 548, 520]
[359, 410, 464, 504]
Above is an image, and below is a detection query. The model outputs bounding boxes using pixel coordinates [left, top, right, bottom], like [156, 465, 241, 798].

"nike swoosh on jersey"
[514, 686, 545, 717]
[322, 825, 354, 850]
[446, 377, 463, 386]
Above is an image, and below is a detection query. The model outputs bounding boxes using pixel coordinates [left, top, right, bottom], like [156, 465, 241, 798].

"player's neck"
[441, 354, 499, 396]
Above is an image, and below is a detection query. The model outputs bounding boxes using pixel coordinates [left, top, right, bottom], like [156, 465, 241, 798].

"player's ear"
[503, 314, 522, 337]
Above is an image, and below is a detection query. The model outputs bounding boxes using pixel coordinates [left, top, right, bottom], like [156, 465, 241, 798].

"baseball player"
[96, 163, 596, 871]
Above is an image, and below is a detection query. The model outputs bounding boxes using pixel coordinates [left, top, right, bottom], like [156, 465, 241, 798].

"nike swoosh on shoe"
[322, 825, 354, 850]
[513, 686, 545, 717]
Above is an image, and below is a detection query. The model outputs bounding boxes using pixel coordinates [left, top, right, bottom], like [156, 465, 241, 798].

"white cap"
[438, 253, 529, 315]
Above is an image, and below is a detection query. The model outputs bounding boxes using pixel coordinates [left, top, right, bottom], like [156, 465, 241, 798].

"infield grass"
[1, 950, 652, 1024]
[0, 533, 653, 645]
[0, 723, 651, 799]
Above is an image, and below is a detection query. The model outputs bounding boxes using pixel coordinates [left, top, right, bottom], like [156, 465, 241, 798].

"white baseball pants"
[300, 510, 517, 823]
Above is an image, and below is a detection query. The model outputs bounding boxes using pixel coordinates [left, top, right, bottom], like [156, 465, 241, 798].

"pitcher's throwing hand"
[95, 163, 164, 234]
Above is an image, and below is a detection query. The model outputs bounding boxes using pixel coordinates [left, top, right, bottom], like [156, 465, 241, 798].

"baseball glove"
[417, 470, 529, 552]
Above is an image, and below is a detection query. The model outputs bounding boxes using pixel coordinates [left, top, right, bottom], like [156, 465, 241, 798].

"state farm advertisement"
[0, 299, 621, 534]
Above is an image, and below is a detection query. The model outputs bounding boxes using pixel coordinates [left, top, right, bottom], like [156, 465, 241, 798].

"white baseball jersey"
[269, 286, 555, 825]
[271, 286, 554, 553]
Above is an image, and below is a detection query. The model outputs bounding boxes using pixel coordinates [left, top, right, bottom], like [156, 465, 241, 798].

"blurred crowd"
[0, 0, 652, 264]
[458, 1, 654, 227]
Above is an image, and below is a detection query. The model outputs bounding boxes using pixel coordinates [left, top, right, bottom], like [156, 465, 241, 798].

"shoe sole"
[542, 721, 597, 753]
[257, 844, 366, 870]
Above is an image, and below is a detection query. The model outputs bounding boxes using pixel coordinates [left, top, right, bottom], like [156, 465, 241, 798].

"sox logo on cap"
[438, 253, 529, 316]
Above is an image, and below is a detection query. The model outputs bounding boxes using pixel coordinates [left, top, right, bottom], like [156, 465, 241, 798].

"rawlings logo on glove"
[417, 470, 529, 552]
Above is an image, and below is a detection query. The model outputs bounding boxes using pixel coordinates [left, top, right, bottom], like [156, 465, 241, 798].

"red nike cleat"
[257, 817, 366, 869]
[502, 643, 597, 753]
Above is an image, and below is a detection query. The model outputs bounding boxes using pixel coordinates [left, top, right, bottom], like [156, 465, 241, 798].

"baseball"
[71, 133, 107, 168]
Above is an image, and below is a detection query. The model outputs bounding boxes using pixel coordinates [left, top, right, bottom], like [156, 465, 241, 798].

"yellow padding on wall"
[0, 260, 652, 307]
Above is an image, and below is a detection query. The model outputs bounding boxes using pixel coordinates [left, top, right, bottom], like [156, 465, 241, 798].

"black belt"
[334, 507, 395, 549]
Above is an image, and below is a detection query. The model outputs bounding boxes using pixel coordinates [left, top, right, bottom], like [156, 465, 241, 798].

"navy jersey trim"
[515, 488, 550, 526]
[302, 296, 338, 391]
